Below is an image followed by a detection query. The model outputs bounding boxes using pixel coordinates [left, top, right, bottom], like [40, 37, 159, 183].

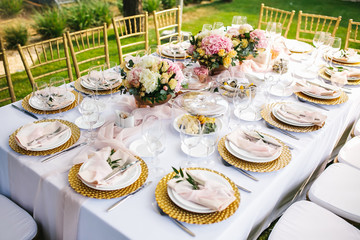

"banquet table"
[1, 54, 360, 240]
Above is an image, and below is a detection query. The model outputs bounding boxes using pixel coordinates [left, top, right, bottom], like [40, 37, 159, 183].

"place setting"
[324, 49, 360, 67]
[284, 39, 314, 54]
[157, 35, 190, 60]
[318, 65, 360, 85]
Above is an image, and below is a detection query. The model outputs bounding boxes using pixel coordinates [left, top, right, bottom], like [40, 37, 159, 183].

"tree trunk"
[123, 0, 143, 32]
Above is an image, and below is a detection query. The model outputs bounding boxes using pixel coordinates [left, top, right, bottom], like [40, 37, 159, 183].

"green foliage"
[90, 0, 113, 27]
[65, 3, 93, 31]
[162, 0, 176, 9]
[117, 0, 124, 15]
[4, 25, 28, 49]
[0, 0, 23, 17]
[143, 0, 161, 12]
[34, 8, 66, 39]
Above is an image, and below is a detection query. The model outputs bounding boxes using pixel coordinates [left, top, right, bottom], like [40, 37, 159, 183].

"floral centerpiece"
[226, 24, 268, 62]
[123, 55, 184, 106]
[187, 29, 237, 72]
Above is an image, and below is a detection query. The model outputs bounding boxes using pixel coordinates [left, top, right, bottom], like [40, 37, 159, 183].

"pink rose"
[187, 45, 195, 55]
[127, 67, 142, 88]
[163, 86, 168, 91]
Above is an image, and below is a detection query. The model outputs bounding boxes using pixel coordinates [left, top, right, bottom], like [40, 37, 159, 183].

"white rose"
[238, 24, 254, 34]
[138, 55, 158, 68]
[139, 69, 160, 93]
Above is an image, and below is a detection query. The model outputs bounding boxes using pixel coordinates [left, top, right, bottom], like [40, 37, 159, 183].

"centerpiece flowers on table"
[226, 24, 268, 62]
[123, 55, 184, 106]
[187, 29, 238, 73]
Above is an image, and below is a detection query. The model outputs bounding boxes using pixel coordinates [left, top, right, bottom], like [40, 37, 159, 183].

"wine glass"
[103, 61, 120, 102]
[233, 85, 255, 121]
[201, 123, 219, 166]
[88, 65, 106, 112]
[49, 76, 67, 118]
[202, 24, 212, 32]
[213, 22, 224, 30]
[180, 119, 202, 167]
[169, 36, 181, 62]
[79, 97, 99, 144]
[328, 37, 341, 68]
[275, 22, 282, 37]
[265, 22, 277, 38]
[232, 16, 240, 27]
[33, 81, 50, 118]
[142, 115, 166, 178]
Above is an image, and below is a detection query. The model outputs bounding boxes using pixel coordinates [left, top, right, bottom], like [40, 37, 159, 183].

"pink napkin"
[226, 129, 281, 157]
[293, 82, 339, 96]
[15, 121, 70, 150]
[347, 68, 360, 79]
[77, 146, 138, 187]
[167, 170, 236, 211]
[331, 72, 348, 86]
[277, 104, 327, 126]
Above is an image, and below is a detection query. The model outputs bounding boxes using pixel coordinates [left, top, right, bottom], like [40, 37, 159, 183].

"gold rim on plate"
[218, 134, 292, 172]
[74, 78, 122, 95]
[156, 47, 188, 60]
[68, 157, 148, 199]
[261, 102, 325, 132]
[323, 56, 360, 67]
[155, 168, 240, 224]
[318, 67, 360, 86]
[22, 90, 83, 115]
[9, 119, 81, 156]
[294, 90, 348, 105]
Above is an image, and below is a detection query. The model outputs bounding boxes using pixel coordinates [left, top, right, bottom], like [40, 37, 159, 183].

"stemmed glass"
[201, 124, 219, 166]
[88, 66, 106, 112]
[103, 61, 121, 102]
[142, 115, 166, 178]
[79, 96, 99, 144]
[202, 24, 212, 32]
[213, 22, 224, 30]
[49, 76, 67, 118]
[169, 36, 181, 62]
[232, 16, 247, 27]
[180, 120, 202, 167]
[33, 81, 50, 118]
[233, 85, 256, 121]
[328, 37, 341, 68]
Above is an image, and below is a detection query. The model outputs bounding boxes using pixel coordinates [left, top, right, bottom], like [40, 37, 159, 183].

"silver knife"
[107, 181, 152, 212]
[40, 142, 87, 163]
[102, 160, 140, 181]
[11, 104, 39, 119]
[233, 166, 258, 182]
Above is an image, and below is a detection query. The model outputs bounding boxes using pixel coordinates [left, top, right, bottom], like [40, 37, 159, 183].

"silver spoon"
[296, 96, 329, 111]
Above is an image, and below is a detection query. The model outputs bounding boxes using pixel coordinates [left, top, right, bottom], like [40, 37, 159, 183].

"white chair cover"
[0, 194, 37, 240]
[353, 118, 360, 136]
[308, 163, 360, 223]
[269, 200, 360, 240]
[338, 136, 360, 171]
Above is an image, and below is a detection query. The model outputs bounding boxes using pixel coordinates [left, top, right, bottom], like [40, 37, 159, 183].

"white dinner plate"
[79, 161, 142, 191]
[301, 89, 341, 100]
[272, 103, 315, 127]
[161, 45, 187, 58]
[75, 116, 106, 130]
[224, 136, 282, 163]
[330, 52, 360, 64]
[167, 170, 232, 213]
[29, 91, 75, 111]
[80, 77, 121, 91]
[16, 122, 72, 151]
[173, 114, 222, 135]
[284, 39, 313, 53]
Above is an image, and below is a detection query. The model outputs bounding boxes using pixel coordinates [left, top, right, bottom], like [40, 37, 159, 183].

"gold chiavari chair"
[17, 34, 73, 88]
[0, 39, 16, 104]
[257, 3, 295, 38]
[66, 23, 110, 79]
[345, 19, 360, 53]
[153, 6, 181, 46]
[112, 13, 149, 64]
[296, 11, 342, 43]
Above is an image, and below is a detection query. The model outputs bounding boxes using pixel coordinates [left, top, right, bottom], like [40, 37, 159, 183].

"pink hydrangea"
[127, 67, 142, 88]
[201, 34, 233, 55]
[226, 28, 239, 37]
[193, 66, 209, 77]
[250, 29, 268, 49]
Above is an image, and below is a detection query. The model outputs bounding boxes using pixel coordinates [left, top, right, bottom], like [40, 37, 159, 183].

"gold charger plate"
[68, 157, 148, 199]
[218, 135, 292, 172]
[9, 119, 80, 156]
[155, 167, 240, 224]
[318, 67, 360, 86]
[294, 90, 348, 105]
[261, 102, 325, 132]
[324, 56, 360, 67]
[74, 78, 122, 95]
[22, 90, 82, 115]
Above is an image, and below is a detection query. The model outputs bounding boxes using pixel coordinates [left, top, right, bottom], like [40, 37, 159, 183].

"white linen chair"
[0, 194, 37, 239]
[308, 163, 360, 223]
[269, 200, 360, 240]
[337, 136, 360, 171]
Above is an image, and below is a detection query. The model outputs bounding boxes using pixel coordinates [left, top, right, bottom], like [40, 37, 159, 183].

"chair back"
[112, 13, 149, 64]
[153, 6, 181, 46]
[17, 34, 73, 88]
[0, 39, 16, 104]
[66, 24, 110, 79]
[345, 19, 360, 53]
[257, 3, 295, 38]
[296, 11, 342, 43]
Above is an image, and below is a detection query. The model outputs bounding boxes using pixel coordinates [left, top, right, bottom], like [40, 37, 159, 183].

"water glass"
[79, 97, 99, 144]
[213, 22, 224, 30]
[233, 85, 256, 121]
[103, 61, 121, 102]
[201, 124, 219, 166]
[169, 36, 181, 62]
[33, 81, 50, 118]
[88, 66, 106, 112]
[202, 24, 212, 32]
[180, 120, 202, 167]
[49, 77, 67, 117]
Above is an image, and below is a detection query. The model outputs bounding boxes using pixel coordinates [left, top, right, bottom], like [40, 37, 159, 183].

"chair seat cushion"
[0, 195, 37, 240]
[338, 137, 360, 171]
[269, 200, 360, 240]
[308, 163, 360, 223]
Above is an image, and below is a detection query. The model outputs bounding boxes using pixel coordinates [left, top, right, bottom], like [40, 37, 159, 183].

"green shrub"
[0, 0, 23, 17]
[162, 0, 176, 9]
[65, 3, 93, 31]
[91, 1, 113, 27]
[117, 0, 124, 15]
[143, 0, 161, 12]
[34, 8, 66, 39]
[4, 25, 28, 49]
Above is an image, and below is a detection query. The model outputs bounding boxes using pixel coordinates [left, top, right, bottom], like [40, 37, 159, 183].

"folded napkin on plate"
[47, 88, 73, 109]
[15, 121, 70, 150]
[124, 55, 141, 66]
[348, 68, 360, 79]
[226, 129, 281, 157]
[293, 82, 339, 96]
[167, 170, 236, 211]
[331, 72, 348, 86]
[277, 104, 327, 126]
[162, 45, 186, 57]
[77, 146, 138, 187]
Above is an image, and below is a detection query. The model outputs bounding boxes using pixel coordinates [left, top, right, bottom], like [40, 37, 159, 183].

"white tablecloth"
[1, 63, 360, 240]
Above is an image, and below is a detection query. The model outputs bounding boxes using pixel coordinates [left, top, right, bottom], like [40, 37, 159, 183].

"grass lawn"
[1, 0, 360, 107]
